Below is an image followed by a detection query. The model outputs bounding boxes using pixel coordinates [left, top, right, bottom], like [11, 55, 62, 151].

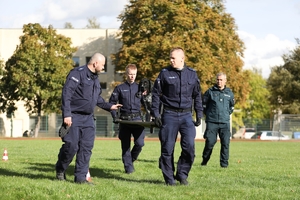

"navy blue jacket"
[203, 85, 235, 123]
[109, 81, 142, 118]
[61, 65, 112, 125]
[151, 64, 203, 118]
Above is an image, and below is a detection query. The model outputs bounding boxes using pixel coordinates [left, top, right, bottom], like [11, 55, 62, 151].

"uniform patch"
[168, 76, 177, 79]
[71, 77, 79, 82]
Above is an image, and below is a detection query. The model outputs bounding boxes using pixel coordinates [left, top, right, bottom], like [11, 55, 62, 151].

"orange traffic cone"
[86, 170, 92, 182]
[2, 148, 8, 161]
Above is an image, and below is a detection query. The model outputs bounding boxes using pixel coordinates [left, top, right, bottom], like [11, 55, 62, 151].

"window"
[86, 56, 107, 72]
[100, 82, 107, 89]
[72, 57, 80, 67]
[29, 116, 48, 131]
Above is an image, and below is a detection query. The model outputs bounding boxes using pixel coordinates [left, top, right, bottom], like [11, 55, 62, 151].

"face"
[126, 68, 137, 84]
[216, 75, 227, 90]
[170, 50, 184, 69]
[94, 58, 105, 73]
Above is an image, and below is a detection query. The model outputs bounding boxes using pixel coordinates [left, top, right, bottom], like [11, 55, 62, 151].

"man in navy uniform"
[151, 47, 203, 186]
[55, 53, 122, 184]
[109, 64, 146, 174]
[201, 72, 234, 168]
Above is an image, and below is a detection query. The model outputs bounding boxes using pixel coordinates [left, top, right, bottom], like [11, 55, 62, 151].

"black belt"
[164, 106, 191, 113]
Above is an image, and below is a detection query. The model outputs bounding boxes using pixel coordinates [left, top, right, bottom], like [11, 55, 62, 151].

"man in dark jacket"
[55, 53, 122, 184]
[201, 72, 235, 168]
[152, 47, 203, 186]
[109, 64, 146, 174]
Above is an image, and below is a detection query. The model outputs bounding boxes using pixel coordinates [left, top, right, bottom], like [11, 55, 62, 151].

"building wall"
[0, 28, 123, 137]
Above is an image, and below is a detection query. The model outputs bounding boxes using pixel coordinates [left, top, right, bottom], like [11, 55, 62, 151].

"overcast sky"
[0, 0, 299, 78]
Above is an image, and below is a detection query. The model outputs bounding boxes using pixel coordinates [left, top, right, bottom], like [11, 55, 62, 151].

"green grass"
[0, 138, 299, 200]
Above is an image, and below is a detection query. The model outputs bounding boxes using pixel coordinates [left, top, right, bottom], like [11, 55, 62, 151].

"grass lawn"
[0, 138, 299, 200]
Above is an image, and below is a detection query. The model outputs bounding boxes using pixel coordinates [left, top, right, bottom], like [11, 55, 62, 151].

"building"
[0, 28, 124, 137]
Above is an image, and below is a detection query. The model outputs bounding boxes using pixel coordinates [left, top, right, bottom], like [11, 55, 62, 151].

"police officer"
[109, 64, 146, 174]
[201, 72, 235, 168]
[151, 47, 203, 186]
[55, 53, 122, 184]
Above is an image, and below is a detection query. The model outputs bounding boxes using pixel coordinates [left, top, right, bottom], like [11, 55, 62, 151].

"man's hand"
[111, 104, 122, 110]
[154, 116, 162, 127]
[194, 118, 201, 127]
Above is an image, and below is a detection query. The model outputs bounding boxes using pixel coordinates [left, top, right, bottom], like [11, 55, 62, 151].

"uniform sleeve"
[151, 73, 163, 117]
[229, 91, 235, 115]
[61, 70, 80, 118]
[109, 86, 120, 118]
[202, 89, 210, 116]
[96, 96, 113, 112]
[193, 77, 203, 118]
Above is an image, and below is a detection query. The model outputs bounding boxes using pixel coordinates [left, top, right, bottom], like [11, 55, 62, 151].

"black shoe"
[125, 169, 134, 174]
[75, 180, 94, 185]
[180, 179, 189, 185]
[201, 161, 207, 166]
[56, 172, 66, 181]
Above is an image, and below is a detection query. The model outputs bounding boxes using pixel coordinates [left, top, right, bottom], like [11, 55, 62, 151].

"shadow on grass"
[0, 161, 164, 185]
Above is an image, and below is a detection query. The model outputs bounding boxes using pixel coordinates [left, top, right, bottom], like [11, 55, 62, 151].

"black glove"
[194, 118, 201, 127]
[113, 117, 119, 124]
[154, 117, 162, 127]
[58, 123, 70, 138]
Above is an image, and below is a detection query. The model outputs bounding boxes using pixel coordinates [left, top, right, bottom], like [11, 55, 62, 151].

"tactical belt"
[120, 112, 141, 120]
[164, 106, 191, 113]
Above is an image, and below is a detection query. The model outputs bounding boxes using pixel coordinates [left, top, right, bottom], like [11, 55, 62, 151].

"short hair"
[125, 64, 137, 73]
[170, 47, 185, 56]
[88, 53, 105, 64]
[216, 72, 227, 79]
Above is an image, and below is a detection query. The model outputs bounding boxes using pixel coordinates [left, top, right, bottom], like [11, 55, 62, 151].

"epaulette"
[162, 68, 167, 72]
[77, 67, 84, 71]
[187, 67, 196, 72]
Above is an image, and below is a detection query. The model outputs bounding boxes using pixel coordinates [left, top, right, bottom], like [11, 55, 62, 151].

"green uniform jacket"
[203, 85, 234, 123]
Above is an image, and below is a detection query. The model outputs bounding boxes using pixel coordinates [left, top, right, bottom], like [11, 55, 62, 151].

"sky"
[0, 0, 299, 78]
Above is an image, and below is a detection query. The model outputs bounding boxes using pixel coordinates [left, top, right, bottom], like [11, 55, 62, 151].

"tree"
[242, 68, 271, 125]
[0, 23, 77, 137]
[85, 17, 101, 29]
[267, 39, 300, 114]
[112, 0, 249, 108]
[64, 22, 74, 29]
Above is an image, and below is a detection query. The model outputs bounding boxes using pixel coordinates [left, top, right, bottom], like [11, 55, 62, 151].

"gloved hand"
[154, 116, 162, 128]
[113, 117, 119, 124]
[194, 118, 201, 127]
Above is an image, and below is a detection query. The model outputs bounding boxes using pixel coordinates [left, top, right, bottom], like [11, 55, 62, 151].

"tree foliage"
[242, 69, 271, 123]
[64, 22, 74, 29]
[112, 0, 249, 107]
[85, 17, 101, 29]
[267, 39, 300, 114]
[0, 23, 77, 136]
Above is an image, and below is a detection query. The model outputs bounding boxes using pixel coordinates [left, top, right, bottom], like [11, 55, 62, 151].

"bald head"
[88, 53, 106, 73]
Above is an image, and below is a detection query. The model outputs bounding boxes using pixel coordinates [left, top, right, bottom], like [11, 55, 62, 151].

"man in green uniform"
[201, 72, 234, 168]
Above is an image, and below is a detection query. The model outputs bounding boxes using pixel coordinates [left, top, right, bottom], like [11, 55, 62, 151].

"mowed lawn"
[0, 137, 299, 200]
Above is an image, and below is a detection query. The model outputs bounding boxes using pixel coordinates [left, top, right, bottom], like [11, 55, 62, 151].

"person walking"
[55, 53, 122, 184]
[201, 72, 235, 168]
[151, 47, 203, 186]
[109, 64, 146, 174]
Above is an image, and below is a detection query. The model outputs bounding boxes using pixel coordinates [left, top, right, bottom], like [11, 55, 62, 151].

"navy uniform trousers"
[202, 122, 231, 167]
[159, 110, 196, 185]
[56, 125, 95, 182]
[118, 118, 145, 173]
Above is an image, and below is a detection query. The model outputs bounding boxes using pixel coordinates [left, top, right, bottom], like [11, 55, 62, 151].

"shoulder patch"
[162, 69, 167, 72]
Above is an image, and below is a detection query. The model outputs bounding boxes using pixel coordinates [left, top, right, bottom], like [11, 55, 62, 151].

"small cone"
[2, 148, 8, 161]
[86, 170, 92, 182]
